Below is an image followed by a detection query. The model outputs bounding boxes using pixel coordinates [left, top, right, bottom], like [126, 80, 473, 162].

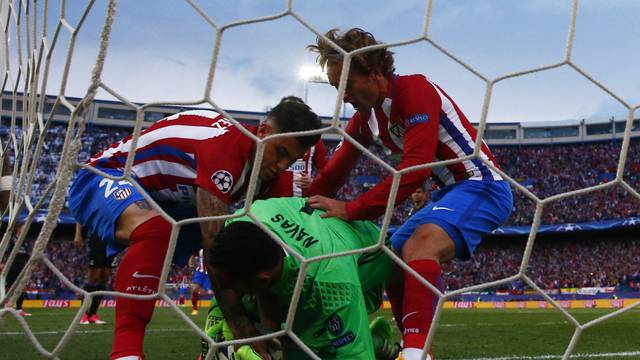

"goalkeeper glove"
[230, 345, 267, 360]
[370, 316, 401, 360]
[201, 297, 234, 359]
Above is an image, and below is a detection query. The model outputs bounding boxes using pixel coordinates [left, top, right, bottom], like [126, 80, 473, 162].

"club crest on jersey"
[114, 188, 132, 200]
[326, 314, 343, 335]
[407, 113, 429, 126]
[211, 170, 233, 193]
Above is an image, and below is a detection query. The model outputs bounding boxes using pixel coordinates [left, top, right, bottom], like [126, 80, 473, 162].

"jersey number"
[99, 178, 133, 198]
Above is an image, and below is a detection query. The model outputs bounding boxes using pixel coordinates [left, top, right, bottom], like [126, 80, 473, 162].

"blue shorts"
[390, 180, 512, 260]
[68, 168, 202, 266]
[192, 271, 211, 291]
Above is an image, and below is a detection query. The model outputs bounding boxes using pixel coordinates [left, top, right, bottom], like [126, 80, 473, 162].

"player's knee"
[402, 224, 455, 262]
[99, 268, 112, 284]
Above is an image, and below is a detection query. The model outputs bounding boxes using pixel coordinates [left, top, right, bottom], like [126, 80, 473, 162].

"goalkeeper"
[204, 197, 399, 360]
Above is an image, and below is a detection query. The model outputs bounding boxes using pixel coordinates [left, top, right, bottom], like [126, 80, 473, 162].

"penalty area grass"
[0, 307, 638, 359]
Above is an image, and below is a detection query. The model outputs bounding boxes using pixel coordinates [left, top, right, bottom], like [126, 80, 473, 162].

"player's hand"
[73, 235, 83, 249]
[307, 195, 348, 220]
[294, 173, 312, 190]
[231, 345, 270, 360]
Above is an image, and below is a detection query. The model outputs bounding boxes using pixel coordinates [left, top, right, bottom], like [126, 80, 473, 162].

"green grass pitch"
[0, 308, 638, 359]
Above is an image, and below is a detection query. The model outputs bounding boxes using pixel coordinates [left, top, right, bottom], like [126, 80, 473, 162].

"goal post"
[0, 1, 638, 360]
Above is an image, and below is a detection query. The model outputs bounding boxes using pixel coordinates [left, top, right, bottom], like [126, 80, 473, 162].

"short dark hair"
[266, 96, 322, 148]
[307, 28, 395, 76]
[208, 221, 283, 281]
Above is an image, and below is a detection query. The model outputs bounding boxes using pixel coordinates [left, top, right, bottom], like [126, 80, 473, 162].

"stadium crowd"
[1, 122, 639, 297]
[12, 233, 638, 298]
[329, 140, 640, 226]
[443, 237, 640, 291]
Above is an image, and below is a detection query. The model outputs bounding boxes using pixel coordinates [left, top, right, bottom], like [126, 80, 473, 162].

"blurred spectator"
[442, 237, 640, 292]
[1, 122, 639, 296]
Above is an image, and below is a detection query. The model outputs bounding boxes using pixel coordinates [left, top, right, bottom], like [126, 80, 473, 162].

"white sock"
[114, 356, 142, 360]
[403, 348, 432, 360]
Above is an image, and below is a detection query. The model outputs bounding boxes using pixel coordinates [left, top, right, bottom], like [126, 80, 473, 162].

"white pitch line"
[438, 321, 568, 327]
[0, 328, 195, 336]
[449, 351, 640, 360]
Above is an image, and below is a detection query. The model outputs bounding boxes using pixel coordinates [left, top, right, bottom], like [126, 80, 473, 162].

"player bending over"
[203, 197, 399, 360]
[68, 97, 321, 360]
[306, 28, 513, 359]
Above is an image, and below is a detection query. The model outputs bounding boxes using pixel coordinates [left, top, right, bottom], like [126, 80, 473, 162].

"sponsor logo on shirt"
[331, 331, 355, 348]
[289, 161, 307, 172]
[432, 205, 454, 212]
[407, 113, 429, 126]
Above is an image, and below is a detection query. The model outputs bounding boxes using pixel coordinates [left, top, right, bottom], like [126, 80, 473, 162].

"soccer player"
[1, 224, 31, 316]
[408, 184, 428, 217]
[176, 273, 190, 305]
[74, 223, 115, 325]
[206, 197, 397, 360]
[271, 138, 328, 197]
[306, 28, 513, 359]
[188, 248, 211, 315]
[67, 97, 321, 360]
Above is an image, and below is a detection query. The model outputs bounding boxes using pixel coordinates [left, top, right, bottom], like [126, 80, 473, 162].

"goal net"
[0, 1, 638, 359]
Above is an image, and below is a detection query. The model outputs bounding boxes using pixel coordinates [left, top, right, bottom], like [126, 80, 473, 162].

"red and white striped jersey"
[88, 110, 276, 205]
[308, 74, 503, 220]
[194, 249, 207, 274]
[271, 139, 328, 197]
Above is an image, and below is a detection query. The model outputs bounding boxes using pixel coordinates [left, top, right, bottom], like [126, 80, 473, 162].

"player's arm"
[196, 187, 272, 358]
[305, 115, 368, 197]
[256, 289, 281, 333]
[188, 255, 196, 271]
[195, 187, 228, 250]
[343, 78, 440, 220]
[73, 223, 84, 248]
[312, 138, 329, 171]
[297, 140, 329, 194]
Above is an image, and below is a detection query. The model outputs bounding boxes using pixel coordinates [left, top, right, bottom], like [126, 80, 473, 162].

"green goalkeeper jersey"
[226, 197, 391, 360]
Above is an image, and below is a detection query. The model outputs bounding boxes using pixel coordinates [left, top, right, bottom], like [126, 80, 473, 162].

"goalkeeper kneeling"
[199, 197, 401, 360]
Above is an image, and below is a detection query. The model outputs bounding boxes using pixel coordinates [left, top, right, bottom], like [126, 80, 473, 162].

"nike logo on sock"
[132, 271, 160, 280]
[432, 206, 454, 211]
[402, 311, 419, 324]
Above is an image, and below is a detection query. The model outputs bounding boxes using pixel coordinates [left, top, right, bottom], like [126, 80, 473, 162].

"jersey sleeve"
[264, 171, 294, 198]
[314, 261, 375, 360]
[193, 137, 245, 205]
[345, 76, 440, 220]
[306, 114, 371, 197]
[312, 139, 329, 173]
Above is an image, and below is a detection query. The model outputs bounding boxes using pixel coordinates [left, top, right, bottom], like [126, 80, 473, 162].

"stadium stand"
[1, 93, 639, 299]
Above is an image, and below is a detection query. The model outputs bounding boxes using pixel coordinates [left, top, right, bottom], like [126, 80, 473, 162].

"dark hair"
[307, 28, 395, 76]
[266, 96, 322, 148]
[208, 221, 283, 281]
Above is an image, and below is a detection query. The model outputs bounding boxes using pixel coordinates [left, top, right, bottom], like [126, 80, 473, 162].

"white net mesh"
[0, 0, 638, 359]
